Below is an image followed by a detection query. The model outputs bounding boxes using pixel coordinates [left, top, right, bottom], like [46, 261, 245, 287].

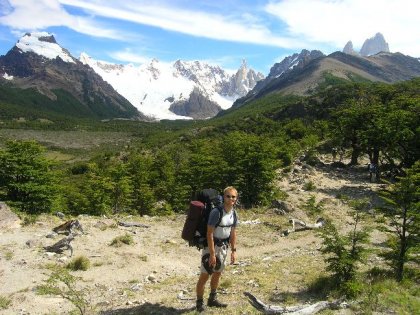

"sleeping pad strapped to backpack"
[181, 188, 224, 249]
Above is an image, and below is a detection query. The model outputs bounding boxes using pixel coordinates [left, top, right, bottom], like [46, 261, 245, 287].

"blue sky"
[0, 0, 419, 74]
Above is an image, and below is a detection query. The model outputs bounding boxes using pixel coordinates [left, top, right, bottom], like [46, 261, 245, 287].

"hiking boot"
[196, 298, 205, 312]
[207, 292, 227, 308]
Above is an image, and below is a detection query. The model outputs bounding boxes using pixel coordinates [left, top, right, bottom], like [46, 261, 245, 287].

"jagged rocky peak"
[230, 59, 264, 95]
[268, 49, 324, 78]
[360, 32, 390, 56]
[20, 32, 57, 44]
[343, 41, 358, 55]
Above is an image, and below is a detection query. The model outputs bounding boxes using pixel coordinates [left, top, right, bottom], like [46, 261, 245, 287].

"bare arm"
[230, 227, 237, 264]
[207, 225, 216, 267]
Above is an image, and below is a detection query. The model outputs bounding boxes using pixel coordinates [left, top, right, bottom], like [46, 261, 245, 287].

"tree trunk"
[350, 137, 361, 165]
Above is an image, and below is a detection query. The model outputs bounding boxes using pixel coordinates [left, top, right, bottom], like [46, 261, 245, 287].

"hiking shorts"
[200, 244, 228, 274]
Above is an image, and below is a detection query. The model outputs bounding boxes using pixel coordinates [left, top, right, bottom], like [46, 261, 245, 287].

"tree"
[379, 161, 420, 281]
[127, 152, 156, 215]
[82, 163, 113, 215]
[319, 200, 370, 296]
[0, 140, 57, 213]
[220, 132, 278, 207]
[107, 161, 132, 213]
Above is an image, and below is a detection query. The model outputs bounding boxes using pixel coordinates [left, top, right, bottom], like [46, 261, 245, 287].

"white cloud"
[0, 0, 124, 40]
[1, 0, 419, 57]
[58, 0, 305, 48]
[265, 0, 420, 56]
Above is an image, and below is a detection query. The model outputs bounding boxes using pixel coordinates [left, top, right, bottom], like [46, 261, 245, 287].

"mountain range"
[233, 39, 420, 108]
[1, 32, 419, 121]
[80, 54, 263, 120]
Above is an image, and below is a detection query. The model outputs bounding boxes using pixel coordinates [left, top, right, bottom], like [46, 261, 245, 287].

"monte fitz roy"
[1, 32, 420, 121]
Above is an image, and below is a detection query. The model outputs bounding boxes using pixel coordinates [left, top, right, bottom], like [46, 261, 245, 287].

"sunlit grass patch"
[110, 233, 134, 247]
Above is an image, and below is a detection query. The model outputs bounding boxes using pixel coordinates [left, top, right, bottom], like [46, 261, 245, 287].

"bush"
[66, 256, 90, 271]
[303, 181, 316, 191]
[0, 295, 11, 309]
[37, 266, 92, 314]
[110, 234, 134, 247]
[304, 195, 323, 215]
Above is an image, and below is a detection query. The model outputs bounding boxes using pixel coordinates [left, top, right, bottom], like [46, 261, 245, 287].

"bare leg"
[196, 273, 209, 298]
[210, 272, 222, 290]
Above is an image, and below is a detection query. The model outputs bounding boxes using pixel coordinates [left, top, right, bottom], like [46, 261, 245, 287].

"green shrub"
[0, 295, 11, 309]
[66, 256, 90, 271]
[20, 213, 38, 226]
[110, 234, 134, 247]
[303, 181, 316, 191]
[37, 266, 92, 315]
[304, 195, 323, 215]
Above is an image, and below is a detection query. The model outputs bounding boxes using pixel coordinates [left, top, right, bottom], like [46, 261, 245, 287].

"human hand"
[231, 252, 236, 264]
[209, 254, 216, 267]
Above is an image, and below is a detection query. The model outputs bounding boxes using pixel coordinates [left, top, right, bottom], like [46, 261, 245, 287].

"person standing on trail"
[332, 147, 338, 161]
[195, 186, 238, 312]
[368, 162, 379, 182]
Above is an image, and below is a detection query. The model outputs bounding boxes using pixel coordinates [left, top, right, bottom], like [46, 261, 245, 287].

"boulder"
[271, 200, 294, 213]
[0, 202, 21, 229]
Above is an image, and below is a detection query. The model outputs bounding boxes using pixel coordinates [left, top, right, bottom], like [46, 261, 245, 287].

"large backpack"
[181, 188, 227, 249]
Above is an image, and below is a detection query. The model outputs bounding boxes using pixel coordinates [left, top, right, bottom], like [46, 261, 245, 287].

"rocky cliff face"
[360, 33, 390, 56]
[0, 33, 145, 120]
[267, 50, 325, 79]
[169, 87, 222, 119]
[343, 41, 358, 55]
[343, 33, 390, 57]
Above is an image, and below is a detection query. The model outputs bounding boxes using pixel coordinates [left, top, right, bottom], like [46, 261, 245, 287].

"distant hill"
[0, 32, 148, 121]
[232, 50, 420, 109]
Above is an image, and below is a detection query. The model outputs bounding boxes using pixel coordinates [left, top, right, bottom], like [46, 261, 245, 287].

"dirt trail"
[0, 157, 384, 314]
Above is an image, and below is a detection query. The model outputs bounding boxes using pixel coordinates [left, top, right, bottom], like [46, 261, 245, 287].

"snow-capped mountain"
[0, 32, 145, 120]
[80, 54, 264, 120]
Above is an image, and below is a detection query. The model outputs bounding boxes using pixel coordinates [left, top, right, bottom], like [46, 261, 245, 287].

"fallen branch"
[52, 220, 84, 235]
[118, 221, 150, 228]
[244, 292, 343, 314]
[282, 218, 325, 236]
[44, 234, 75, 256]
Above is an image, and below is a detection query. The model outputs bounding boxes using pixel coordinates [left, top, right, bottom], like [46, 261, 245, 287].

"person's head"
[223, 186, 238, 207]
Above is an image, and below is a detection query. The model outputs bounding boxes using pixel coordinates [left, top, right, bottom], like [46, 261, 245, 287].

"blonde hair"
[223, 186, 237, 196]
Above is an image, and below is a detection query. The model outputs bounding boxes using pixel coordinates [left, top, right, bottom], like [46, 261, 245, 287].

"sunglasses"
[225, 195, 237, 199]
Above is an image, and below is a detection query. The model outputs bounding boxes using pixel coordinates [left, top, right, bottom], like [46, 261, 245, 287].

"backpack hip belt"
[213, 237, 230, 247]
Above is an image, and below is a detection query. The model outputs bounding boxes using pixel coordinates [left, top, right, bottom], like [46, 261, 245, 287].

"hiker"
[332, 147, 338, 161]
[368, 163, 379, 182]
[338, 147, 345, 162]
[195, 186, 238, 312]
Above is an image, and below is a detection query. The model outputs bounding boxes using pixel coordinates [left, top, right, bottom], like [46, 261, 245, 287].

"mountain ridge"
[0, 32, 147, 120]
[232, 50, 420, 109]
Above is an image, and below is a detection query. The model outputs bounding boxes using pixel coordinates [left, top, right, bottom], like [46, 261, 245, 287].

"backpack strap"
[214, 206, 224, 228]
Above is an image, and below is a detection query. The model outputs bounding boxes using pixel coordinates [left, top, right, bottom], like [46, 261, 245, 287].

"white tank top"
[213, 209, 235, 239]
